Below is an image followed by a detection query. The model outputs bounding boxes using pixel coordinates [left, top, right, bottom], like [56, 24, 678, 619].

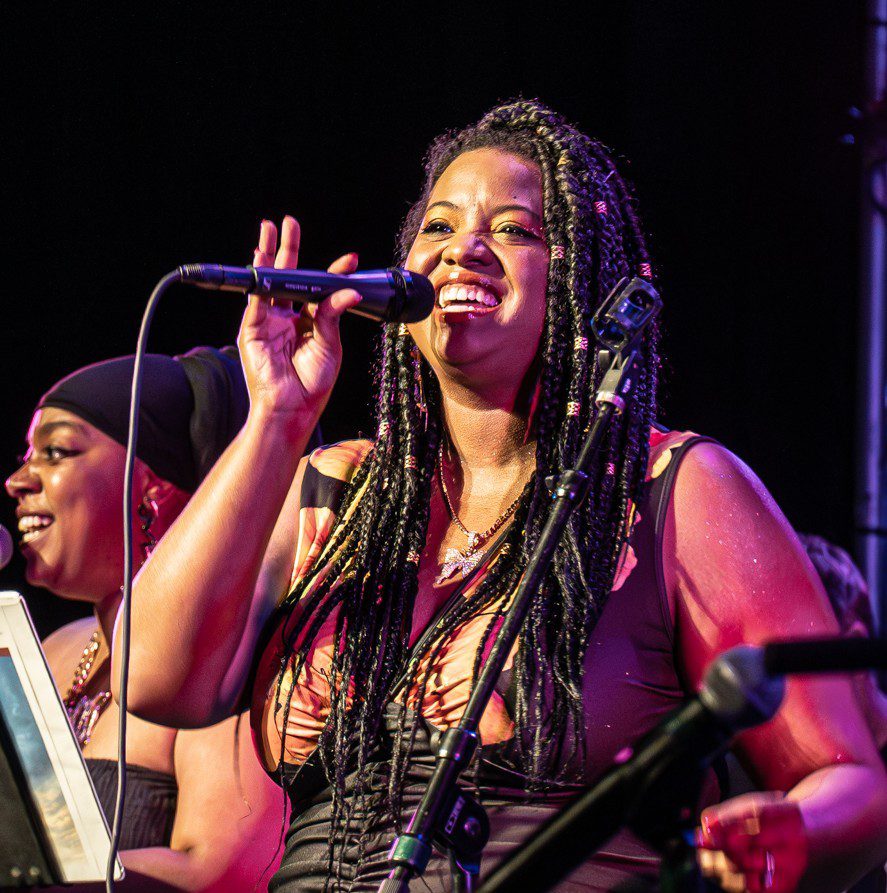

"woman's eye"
[41, 446, 76, 463]
[419, 220, 453, 236]
[495, 224, 538, 239]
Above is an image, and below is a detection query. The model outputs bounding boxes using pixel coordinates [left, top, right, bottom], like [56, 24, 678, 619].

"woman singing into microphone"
[120, 101, 887, 891]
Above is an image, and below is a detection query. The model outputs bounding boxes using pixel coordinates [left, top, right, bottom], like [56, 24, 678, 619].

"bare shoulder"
[671, 441, 781, 516]
[42, 615, 99, 685]
[669, 440, 816, 588]
[668, 439, 802, 578]
[306, 438, 374, 481]
[667, 442, 882, 789]
[666, 439, 838, 688]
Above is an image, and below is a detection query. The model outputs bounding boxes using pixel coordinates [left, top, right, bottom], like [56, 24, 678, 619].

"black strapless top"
[86, 758, 178, 851]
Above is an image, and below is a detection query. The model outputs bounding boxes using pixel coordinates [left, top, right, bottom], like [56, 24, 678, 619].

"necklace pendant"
[459, 546, 485, 578]
[435, 544, 486, 585]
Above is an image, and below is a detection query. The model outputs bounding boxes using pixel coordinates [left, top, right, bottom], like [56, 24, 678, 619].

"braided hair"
[273, 98, 660, 881]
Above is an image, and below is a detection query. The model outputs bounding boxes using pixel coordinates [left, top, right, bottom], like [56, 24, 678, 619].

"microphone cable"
[109, 269, 181, 892]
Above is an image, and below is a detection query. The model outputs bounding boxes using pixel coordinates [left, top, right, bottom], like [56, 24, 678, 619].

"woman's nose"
[442, 231, 495, 268]
[5, 462, 39, 499]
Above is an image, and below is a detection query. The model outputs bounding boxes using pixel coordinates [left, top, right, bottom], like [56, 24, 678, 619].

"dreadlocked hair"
[273, 98, 660, 884]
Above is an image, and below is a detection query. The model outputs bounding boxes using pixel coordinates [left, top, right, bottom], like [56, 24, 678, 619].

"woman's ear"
[140, 471, 191, 537]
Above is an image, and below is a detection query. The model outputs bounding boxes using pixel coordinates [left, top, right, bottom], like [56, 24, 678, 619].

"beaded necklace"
[63, 630, 112, 748]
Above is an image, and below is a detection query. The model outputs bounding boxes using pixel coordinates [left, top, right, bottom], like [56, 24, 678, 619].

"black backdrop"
[0, 4, 865, 636]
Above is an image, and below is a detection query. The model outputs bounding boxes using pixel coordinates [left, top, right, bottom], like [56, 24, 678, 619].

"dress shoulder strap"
[288, 439, 374, 593]
[644, 427, 718, 651]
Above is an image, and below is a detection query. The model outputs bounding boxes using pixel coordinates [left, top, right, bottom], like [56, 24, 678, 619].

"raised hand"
[237, 215, 361, 432]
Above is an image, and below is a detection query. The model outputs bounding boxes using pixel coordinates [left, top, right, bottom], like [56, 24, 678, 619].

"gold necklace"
[435, 445, 524, 584]
[63, 630, 112, 748]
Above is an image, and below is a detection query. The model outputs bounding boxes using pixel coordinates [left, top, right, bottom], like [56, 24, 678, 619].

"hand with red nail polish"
[696, 793, 807, 893]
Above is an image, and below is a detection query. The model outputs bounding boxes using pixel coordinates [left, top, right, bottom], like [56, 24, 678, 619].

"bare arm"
[40, 715, 286, 892]
[116, 216, 361, 726]
[122, 417, 310, 726]
[667, 443, 887, 892]
[119, 714, 286, 891]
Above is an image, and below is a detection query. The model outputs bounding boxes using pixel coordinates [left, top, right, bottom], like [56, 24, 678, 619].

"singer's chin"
[21, 554, 51, 593]
[19, 536, 54, 587]
[427, 326, 495, 377]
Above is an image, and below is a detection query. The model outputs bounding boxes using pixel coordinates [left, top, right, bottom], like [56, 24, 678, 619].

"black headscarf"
[37, 346, 250, 493]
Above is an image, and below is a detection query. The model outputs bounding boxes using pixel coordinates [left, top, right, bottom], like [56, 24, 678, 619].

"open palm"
[236, 215, 361, 424]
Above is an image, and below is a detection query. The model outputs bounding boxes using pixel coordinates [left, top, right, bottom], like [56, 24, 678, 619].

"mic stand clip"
[382, 728, 489, 893]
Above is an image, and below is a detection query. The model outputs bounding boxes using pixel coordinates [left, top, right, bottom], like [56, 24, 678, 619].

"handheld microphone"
[0, 524, 13, 570]
[178, 264, 435, 324]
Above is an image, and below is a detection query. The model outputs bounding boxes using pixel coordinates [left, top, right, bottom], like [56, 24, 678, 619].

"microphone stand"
[478, 635, 887, 893]
[378, 279, 662, 893]
[477, 646, 786, 893]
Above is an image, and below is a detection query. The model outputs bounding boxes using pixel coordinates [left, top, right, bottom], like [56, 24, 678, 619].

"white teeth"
[438, 283, 500, 308]
[18, 515, 53, 534]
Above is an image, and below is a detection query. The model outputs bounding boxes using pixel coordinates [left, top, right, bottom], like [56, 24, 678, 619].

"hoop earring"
[411, 345, 428, 426]
[137, 495, 159, 561]
[401, 325, 428, 427]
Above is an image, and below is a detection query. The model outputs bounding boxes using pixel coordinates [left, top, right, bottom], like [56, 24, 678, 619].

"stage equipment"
[478, 635, 887, 893]
[377, 277, 662, 893]
[854, 0, 887, 631]
[0, 593, 123, 889]
[179, 264, 435, 324]
[0, 525, 12, 570]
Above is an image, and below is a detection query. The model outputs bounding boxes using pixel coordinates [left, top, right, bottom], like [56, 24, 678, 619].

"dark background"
[0, 5, 867, 636]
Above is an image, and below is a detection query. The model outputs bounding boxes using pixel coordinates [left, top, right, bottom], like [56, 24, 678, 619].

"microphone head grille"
[392, 270, 435, 323]
[0, 524, 14, 571]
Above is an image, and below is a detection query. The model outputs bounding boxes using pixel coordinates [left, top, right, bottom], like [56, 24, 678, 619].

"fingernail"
[701, 814, 719, 846]
[742, 816, 761, 836]
[694, 828, 705, 848]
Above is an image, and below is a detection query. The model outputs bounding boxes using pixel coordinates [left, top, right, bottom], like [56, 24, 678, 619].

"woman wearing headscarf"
[6, 347, 300, 891]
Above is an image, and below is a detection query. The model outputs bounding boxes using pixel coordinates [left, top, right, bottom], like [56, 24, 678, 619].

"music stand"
[0, 592, 123, 888]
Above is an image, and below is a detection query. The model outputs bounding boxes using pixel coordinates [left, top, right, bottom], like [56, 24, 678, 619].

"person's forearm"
[117, 408, 313, 726]
[40, 845, 251, 892]
[37, 851, 181, 893]
[791, 763, 887, 892]
[121, 845, 265, 893]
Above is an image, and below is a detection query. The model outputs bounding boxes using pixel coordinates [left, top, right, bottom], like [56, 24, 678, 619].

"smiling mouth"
[18, 514, 54, 544]
[437, 282, 502, 315]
